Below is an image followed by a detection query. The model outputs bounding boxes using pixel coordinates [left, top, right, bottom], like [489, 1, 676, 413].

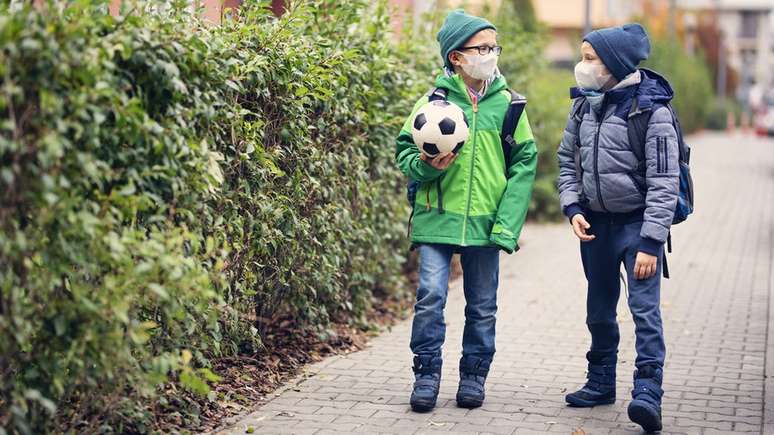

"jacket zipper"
[593, 100, 609, 212]
[461, 91, 479, 246]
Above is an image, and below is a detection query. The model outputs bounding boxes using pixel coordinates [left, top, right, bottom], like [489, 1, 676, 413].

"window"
[739, 11, 758, 39]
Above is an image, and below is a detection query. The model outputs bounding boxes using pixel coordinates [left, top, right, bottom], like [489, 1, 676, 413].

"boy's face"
[575, 41, 616, 90]
[448, 29, 498, 69]
[580, 41, 610, 74]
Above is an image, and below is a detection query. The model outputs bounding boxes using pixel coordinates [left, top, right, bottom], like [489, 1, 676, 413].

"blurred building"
[42, 0, 247, 23]
[678, 0, 773, 103]
[388, 0, 501, 35]
[534, 1, 646, 68]
[388, 0, 436, 35]
[386, 0, 649, 65]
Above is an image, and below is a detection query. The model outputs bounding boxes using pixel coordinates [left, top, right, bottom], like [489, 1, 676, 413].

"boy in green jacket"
[395, 9, 537, 412]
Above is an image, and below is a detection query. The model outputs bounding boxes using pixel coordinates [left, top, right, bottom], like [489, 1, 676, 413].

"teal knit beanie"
[436, 9, 496, 71]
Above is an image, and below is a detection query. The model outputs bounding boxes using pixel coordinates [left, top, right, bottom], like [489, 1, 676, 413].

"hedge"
[0, 0, 431, 431]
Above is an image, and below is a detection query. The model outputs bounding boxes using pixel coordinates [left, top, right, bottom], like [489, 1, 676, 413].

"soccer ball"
[411, 100, 469, 158]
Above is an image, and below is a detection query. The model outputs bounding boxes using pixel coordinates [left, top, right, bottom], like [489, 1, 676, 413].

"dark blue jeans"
[410, 244, 500, 362]
[581, 213, 666, 369]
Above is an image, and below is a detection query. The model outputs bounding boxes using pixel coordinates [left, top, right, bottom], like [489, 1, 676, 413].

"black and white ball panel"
[410, 100, 470, 158]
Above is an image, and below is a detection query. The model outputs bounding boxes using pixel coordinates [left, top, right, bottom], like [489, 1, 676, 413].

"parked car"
[753, 91, 774, 137]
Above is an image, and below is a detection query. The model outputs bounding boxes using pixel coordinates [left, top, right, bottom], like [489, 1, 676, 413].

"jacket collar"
[611, 70, 642, 91]
[436, 71, 508, 103]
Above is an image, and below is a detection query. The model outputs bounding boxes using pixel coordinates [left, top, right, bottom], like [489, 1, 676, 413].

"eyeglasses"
[458, 45, 502, 56]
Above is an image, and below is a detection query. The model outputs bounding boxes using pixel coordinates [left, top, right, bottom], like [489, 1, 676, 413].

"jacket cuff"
[563, 203, 585, 222]
[490, 228, 516, 254]
[414, 157, 444, 180]
[639, 237, 663, 256]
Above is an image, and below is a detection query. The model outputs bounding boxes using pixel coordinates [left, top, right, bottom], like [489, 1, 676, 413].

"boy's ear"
[448, 51, 462, 67]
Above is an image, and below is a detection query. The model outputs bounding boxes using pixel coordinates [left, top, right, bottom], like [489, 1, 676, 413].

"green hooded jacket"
[395, 73, 537, 253]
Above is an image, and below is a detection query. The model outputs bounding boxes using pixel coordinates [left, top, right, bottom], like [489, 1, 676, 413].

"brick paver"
[216, 133, 774, 435]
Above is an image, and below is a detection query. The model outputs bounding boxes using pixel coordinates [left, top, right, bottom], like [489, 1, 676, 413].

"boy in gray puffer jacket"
[557, 24, 679, 433]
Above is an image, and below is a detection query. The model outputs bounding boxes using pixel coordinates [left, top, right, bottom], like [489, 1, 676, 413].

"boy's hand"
[420, 152, 457, 170]
[571, 214, 595, 242]
[634, 252, 658, 280]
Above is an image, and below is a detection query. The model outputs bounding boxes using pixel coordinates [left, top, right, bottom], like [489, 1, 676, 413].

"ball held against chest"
[411, 100, 469, 158]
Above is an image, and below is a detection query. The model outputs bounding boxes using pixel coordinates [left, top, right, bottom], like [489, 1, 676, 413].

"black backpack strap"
[569, 97, 587, 192]
[570, 96, 589, 124]
[501, 89, 527, 167]
[569, 97, 589, 152]
[661, 232, 672, 279]
[629, 101, 686, 164]
[627, 98, 655, 174]
[427, 87, 449, 102]
[406, 179, 419, 237]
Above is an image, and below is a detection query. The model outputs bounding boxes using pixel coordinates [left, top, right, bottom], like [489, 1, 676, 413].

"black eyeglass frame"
[457, 45, 503, 55]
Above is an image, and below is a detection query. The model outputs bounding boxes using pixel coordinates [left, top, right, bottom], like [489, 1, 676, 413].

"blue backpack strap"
[500, 89, 527, 169]
[665, 103, 694, 225]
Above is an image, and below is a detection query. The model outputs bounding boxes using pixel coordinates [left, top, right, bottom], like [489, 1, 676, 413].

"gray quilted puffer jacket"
[557, 68, 679, 250]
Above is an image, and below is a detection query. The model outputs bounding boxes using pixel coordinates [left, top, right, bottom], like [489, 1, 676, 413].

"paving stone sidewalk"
[215, 133, 774, 435]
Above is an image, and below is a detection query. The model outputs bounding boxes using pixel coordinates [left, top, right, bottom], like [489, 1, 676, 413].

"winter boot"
[565, 351, 617, 407]
[456, 355, 490, 409]
[627, 365, 663, 433]
[410, 354, 442, 412]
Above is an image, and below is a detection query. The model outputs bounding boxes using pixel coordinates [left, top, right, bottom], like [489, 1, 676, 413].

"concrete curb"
[764, 221, 774, 435]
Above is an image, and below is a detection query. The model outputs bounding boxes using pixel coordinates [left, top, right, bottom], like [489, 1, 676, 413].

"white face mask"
[458, 51, 498, 81]
[574, 61, 612, 91]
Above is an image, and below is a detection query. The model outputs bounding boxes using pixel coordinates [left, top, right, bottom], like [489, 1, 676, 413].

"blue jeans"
[410, 244, 500, 361]
[581, 213, 666, 369]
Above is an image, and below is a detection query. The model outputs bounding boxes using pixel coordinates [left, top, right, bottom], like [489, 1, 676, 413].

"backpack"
[406, 87, 527, 210]
[571, 96, 694, 278]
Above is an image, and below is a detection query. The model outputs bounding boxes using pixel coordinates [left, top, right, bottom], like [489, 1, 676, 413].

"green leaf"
[207, 151, 225, 186]
[24, 389, 56, 415]
[148, 283, 169, 299]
